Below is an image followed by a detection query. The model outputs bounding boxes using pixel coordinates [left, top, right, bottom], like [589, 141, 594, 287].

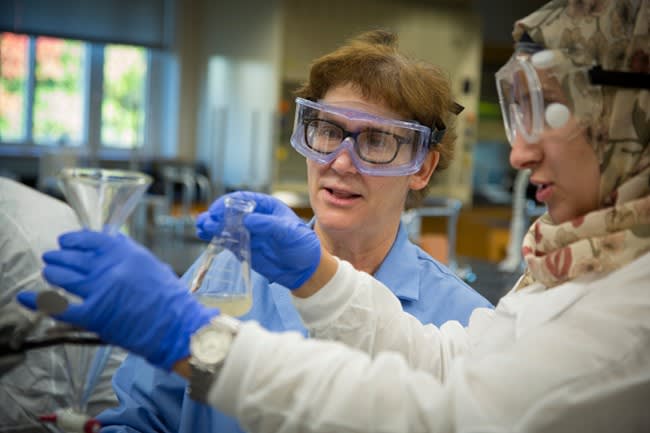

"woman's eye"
[365, 132, 387, 146]
[318, 125, 339, 137]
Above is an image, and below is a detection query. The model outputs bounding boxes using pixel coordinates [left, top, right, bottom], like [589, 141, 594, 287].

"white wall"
[193, 0, 283, 192]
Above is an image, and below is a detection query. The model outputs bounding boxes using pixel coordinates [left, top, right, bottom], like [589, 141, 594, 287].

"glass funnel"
[57, 168, 152, 234]
[37, 168, 151, 432]
[36, 168, 152, 315]
[189, 196, 255, 316]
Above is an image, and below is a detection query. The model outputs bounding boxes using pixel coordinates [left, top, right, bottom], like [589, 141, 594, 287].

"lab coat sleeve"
[206, 255, 650, 433]
[207, 261, 472, 433]
[210, 321, 458, 433]
[98, 355, 185, 433]
[292, 259, 473, 379]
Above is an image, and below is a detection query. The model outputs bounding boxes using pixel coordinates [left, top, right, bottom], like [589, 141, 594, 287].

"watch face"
[193, 328, 233, 362]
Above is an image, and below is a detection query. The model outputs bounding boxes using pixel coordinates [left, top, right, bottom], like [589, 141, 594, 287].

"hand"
[17, 230, 218, 370]
[196, 191, 321, 289]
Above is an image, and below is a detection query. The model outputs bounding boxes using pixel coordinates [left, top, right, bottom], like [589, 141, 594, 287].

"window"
[0, 32, 28, 141]
[102, 45, 148, 149]
[33, 36, 85, 145]
[0, 32, 159, 153]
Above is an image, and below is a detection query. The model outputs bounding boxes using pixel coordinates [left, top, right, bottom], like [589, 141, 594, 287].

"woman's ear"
[409, 151, 439, 190]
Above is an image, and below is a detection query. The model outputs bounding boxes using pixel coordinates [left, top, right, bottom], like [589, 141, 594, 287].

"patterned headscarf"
[513, 0, 650, 289]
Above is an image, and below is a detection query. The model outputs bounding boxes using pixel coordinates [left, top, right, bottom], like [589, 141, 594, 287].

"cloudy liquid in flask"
[197, 295, 252, 316]
[190, 197, 256, 317]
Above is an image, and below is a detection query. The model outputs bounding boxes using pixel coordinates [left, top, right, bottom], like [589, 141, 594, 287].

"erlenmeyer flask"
[189, 196, 255, 316]
[37, 168, 151, 432]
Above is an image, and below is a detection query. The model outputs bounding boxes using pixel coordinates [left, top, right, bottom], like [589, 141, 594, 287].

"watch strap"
[188, 315, 241, 403]
[188, 361, 221, 403]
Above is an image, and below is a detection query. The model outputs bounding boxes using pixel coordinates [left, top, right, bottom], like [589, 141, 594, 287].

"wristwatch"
[188, 315, 241, 403]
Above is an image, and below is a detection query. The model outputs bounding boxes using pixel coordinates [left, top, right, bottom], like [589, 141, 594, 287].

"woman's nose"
[329, 142, 359, 175]
[509, 133, 542, 170]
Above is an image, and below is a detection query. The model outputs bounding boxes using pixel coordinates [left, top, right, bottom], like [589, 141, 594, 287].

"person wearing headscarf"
[506, 0, 650, 290]
[17, 0, 650, 432]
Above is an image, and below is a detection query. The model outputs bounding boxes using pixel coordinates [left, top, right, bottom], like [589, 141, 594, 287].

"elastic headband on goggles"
[514, 38, 650, 90]
[430, 101, 464, 145]
[588, 66, 650, 90]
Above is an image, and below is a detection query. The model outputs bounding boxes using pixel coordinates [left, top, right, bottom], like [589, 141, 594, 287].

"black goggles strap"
[589, 66, 650, 90]
[429, 101, 465, 146]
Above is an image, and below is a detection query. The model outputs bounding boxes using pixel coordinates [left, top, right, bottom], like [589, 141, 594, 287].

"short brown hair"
[295, 30, 458, 207]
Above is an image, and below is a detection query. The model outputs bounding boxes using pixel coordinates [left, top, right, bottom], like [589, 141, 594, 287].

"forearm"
[208, 321, 454, 433]
[167, 302, 645, 433]
[291, 246, 339, 299]
[172, 358, 190, 379]
[179, 251, 466, 381]
[293, 258, 469, 374]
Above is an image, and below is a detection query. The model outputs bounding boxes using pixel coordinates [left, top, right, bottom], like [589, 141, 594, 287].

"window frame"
[0, 33, 168, 160]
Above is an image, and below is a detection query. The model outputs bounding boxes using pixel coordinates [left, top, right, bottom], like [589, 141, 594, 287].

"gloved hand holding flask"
[17, 231, 218, 371]
[196, 191, 322, 290]
[17, 192, 322, 369]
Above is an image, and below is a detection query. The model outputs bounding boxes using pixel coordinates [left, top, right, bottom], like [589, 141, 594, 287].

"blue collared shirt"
[98, 223, 491, 432]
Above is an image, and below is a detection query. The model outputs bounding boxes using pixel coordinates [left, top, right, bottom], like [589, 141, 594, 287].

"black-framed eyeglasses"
[303, 118, 415, 165]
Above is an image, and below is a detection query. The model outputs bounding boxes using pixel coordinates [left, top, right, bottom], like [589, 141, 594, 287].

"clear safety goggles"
[290, 97, 434, 176]
[496, 48, 584, 144]
[496, 46, 650, 145]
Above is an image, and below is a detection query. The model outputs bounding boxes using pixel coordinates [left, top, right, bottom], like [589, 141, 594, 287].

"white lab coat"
[209, 253, 650, 433]
[0, 178, 123, 432]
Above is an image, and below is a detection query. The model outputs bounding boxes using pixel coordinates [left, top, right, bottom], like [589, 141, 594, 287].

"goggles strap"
[588, 66, 650, 90]
[430, 121, 447, 145]
[429, 101, 465, 146]
[450, 101, 465, 115]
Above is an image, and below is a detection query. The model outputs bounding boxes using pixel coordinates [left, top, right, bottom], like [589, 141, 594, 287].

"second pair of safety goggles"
[496, 45, 650, 145]
[496, 47, 590, 145]
[290, 97, 434, 176]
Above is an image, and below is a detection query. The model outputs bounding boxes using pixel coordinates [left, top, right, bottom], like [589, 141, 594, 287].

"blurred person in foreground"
[0, 177, 123, 432]
[19, 0, 650, 431]
[94, 30, 490, 433]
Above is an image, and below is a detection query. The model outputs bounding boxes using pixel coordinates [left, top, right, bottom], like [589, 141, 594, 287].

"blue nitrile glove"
[196, 191, 321, 289]
[16, 230, 218, 371]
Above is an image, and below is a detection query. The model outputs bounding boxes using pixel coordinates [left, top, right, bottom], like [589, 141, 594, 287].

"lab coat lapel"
[497, 277, 592, 339]
[513, 279, 592, 338]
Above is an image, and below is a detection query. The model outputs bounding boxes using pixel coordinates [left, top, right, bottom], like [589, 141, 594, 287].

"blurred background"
[0, 0, 548, 303]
